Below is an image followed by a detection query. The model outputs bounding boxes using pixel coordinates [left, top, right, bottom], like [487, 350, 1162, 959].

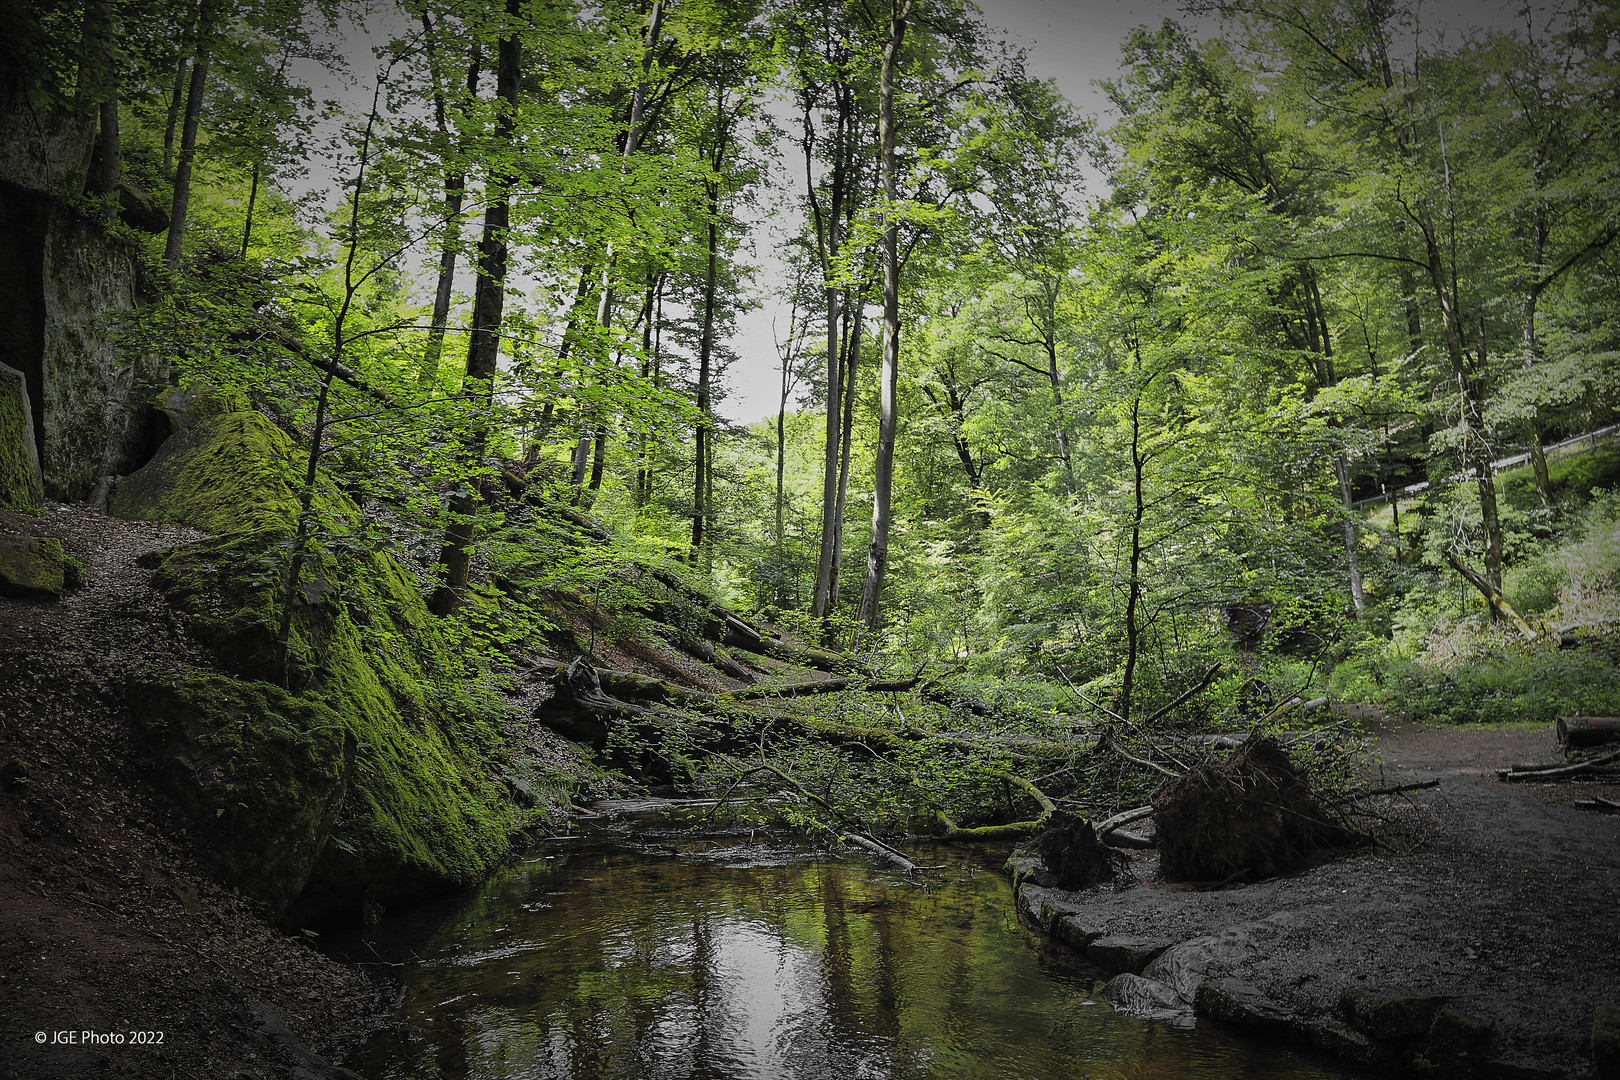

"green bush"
[1388, 647, 1620, 725]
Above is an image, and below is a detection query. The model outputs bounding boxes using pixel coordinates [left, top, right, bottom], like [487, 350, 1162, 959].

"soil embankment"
[1011, 719, 1620, 1078]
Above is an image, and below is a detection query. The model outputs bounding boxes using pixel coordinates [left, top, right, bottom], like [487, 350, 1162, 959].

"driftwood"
[1558, 716, 1620, 750]
[1574, 796, 1620, 812]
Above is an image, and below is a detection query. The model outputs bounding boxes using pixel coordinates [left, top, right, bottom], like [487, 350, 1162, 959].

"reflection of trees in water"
[346, 843, 1352, 1079]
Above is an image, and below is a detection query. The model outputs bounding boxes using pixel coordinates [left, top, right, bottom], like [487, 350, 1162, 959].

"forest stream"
[329, 805, 1364, 1080]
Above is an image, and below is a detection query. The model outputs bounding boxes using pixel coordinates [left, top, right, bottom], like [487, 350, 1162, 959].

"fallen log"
[1326, 778, 1440, 805]
[1558, 716, 1620, 750]
[1441, 546, 1546, 641]
[1498, 747, 1620, 782]
[1574, 796, 1620, 813]
[731, 675, 922, 701]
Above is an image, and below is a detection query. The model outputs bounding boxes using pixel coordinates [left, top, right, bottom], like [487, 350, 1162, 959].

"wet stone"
[1194, 978, 1292, 1029]
[1086, 935, 1172, 974]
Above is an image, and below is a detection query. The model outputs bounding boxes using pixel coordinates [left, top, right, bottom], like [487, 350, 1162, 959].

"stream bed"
[331, 812, 1367, 1080]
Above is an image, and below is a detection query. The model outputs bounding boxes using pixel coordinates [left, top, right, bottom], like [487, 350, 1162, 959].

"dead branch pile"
[1028, 810, 1128, 890]
[1154, 735, 1356, 885]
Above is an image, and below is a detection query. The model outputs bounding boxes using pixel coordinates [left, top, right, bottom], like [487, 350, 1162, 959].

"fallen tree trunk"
[1558, 716, 1620, 750]
[1441, 546, 1544, 641]
[731, 675, 922, 701]
[1498, 747, 1620, 782]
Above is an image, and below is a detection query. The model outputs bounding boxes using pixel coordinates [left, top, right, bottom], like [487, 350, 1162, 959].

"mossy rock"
[0, 535, 69, 598]
[0, 362, 43, 512]
[143, 529, 519, 925]
[115, 398, 522, 924]
[110, 407, 349, 534]
[134, 677, 353, 919]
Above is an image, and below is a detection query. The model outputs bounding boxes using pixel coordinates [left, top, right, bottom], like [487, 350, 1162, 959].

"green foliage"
[1387, 647, 1620, 726]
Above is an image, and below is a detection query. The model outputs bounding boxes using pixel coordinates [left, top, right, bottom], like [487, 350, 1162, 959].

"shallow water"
[333, 823, 1364, 1080]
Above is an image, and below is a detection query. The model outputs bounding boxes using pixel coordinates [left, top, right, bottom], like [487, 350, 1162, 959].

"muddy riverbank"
[1007, 720, 1620, 1078]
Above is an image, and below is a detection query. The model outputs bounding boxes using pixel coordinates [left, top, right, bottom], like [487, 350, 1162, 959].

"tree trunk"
[163, 55, 188, 174]
[856, 2, 909, 639]
[806, 84, 856, 623]
[692, 200, 719, 551]
[826, 291, 863, 618]
[163, 0, 216, 271]
[431, 0, 520, 617]
[419, 23, 481, 385]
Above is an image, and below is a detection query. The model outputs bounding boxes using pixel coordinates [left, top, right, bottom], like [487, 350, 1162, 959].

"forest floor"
[1014, 713, 1620, 1079]
[0, 504, 379, 1080]
[4, 502, 1619, 1078]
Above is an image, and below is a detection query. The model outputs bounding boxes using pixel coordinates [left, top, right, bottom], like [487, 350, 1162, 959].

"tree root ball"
[1154, 735, 1354, 885]
[1029, 810, 1129, 890]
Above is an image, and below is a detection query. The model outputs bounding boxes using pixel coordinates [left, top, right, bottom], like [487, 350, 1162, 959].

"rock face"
[0, 361, 43, 510]
[0, 107, 167, 504]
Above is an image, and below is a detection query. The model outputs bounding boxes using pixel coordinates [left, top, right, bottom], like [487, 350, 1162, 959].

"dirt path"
[1014, 719, 1620, 1078]
[0, 505, 379, 1079]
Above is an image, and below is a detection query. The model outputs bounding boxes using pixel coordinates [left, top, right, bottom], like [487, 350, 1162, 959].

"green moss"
[143, 527, 521, 923]
[0, 362, 44, 512]
[134, 677, 351, 918]
[0, 536, 68, 597]
[110, 409, 351, 534]
[117, 399, 526, 924]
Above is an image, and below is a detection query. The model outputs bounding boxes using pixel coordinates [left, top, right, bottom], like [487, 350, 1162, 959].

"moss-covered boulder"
[117, 401, 522, 924]
[134, 677, 353, 919]
[0, 361, 44, 512]
[0, 534, 69, 597]
[110, 406, 346, 533]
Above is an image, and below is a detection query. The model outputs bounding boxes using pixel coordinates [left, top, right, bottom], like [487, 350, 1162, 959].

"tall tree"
[431, 0, 522, 617]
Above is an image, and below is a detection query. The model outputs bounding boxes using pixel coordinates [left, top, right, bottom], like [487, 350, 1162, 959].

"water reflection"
[336, 834, 1361, 1080]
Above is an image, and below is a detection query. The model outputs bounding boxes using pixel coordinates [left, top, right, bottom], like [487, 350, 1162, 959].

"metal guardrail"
[1349, 421, 1620, 510]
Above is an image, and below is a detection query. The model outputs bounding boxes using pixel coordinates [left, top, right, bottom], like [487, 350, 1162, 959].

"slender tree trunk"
[856, 2, 909, 639]
[274, 372, 333, 687]
[635, 269, 660, 507]
[826, 296, 862, 616]
[240, 161, 259, 256]
[807, 87, 855, 622]
[164, 56, 188, 173]
[82, 0, 121, 200]
[1116, 366, 1154, 728]
[1522, 217, 1555, 507]
[419, 24, 482, 385]
[431, 0, 520, 617]
[692, 193, 719, 550]
[576, 1, 665, 492]
[163, 0, 216, 271]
